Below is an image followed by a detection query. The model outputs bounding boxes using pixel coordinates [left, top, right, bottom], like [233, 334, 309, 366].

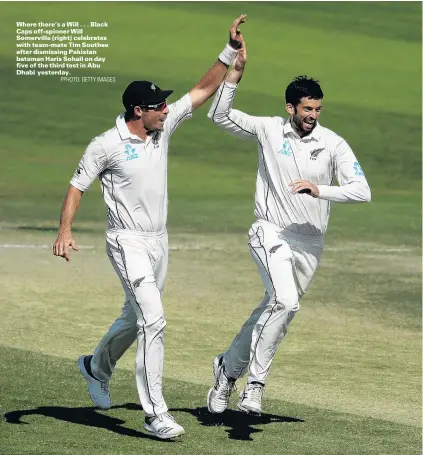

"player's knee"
[137, 315, 166, 334]
[273, 293, 299, 313]
[148, 316, 166, 332]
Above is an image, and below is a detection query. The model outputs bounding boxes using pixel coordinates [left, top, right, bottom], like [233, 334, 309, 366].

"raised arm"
[224, 32, 247, 85]
[207, 39, 270, 142]
[189, 15, 246, 111]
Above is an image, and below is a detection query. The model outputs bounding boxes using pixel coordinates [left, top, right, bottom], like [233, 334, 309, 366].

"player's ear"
[133, 106, 143, 119]
[286, 103, 295, 116]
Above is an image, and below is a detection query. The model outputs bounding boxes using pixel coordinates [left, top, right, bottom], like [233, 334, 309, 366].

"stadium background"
[0, 2, 421, 454]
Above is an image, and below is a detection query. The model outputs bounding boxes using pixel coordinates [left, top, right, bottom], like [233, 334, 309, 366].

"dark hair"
[124, 105, 146, 122]
[124, 108, 134, 122]
[285, 75, 324, 106]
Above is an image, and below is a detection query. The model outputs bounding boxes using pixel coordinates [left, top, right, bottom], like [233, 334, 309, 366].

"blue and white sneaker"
[78, 355, 111, 410]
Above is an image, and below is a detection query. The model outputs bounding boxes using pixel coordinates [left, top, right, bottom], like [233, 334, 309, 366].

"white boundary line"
[0, 244, 94, 249]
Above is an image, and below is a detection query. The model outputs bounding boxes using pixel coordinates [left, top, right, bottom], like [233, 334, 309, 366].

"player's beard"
[291, 113, 316, 137]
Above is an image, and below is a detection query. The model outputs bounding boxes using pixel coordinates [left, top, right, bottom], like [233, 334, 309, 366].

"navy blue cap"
[122, 81, 173, 108]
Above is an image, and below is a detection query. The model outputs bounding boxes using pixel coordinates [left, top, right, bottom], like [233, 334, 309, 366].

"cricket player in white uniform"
[53, 15, 247, 440]
[206, 39, 371, 416]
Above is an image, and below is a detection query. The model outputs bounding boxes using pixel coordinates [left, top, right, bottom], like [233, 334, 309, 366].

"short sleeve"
[164, 93, 193, 135]
[70, 139, 108, 192]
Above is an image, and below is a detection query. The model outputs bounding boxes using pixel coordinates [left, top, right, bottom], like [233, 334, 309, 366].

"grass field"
[0, 2, 421, 454]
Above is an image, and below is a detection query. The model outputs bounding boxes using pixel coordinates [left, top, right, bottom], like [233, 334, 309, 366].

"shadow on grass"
[3, 403, 177, 442]
[172, 406, 304, 441]
[4, 402, 304, 442]
[14, 226, 102, 233]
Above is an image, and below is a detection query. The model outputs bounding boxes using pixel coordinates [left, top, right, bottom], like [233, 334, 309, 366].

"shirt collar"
[283, 118, 322, 142]
[116, 113, 147, 143]
[116, 113, 132, 140]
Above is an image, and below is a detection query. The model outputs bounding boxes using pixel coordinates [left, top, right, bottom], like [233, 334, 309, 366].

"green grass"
[1, 346, 420, 455]
[0, 229, 421, 453]
[0, 1, 421, 246]
[0, 1, 421, 454]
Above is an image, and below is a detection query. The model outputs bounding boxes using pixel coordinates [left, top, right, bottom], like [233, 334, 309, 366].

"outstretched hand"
[233, 35, 247, 71]
[188, 13, 247, 110]
[229, 14, 247, 50]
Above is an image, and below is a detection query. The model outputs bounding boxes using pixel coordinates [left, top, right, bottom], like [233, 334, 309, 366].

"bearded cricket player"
[206, 34, 371, 416]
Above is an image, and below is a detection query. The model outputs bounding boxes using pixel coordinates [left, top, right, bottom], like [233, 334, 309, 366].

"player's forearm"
[58, 185, 83, 234]
[225, 65, 244, 84]
[317, 181, 371, 203]
[208, 81, 236, 122]
[190, 60, 231, 104]
[189, 44, 238, 110]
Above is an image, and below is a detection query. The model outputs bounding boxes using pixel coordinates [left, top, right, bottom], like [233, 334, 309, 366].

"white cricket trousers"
[223, 219, 324, 384]
[90, 228, 168, 417]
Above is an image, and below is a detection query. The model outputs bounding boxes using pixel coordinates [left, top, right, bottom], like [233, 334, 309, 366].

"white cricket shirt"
[208, 82, 371, 237]
[70, 94, 192, 232]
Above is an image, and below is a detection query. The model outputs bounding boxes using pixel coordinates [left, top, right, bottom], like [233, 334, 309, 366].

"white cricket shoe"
[144, 412, 185, 440]
[207, 354, 236, 414]
[78, 355, 111, 410]
[238, 382, 264, 415]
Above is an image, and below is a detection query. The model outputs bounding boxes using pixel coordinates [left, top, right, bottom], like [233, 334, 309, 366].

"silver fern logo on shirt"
[310, 148, 324, 160]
